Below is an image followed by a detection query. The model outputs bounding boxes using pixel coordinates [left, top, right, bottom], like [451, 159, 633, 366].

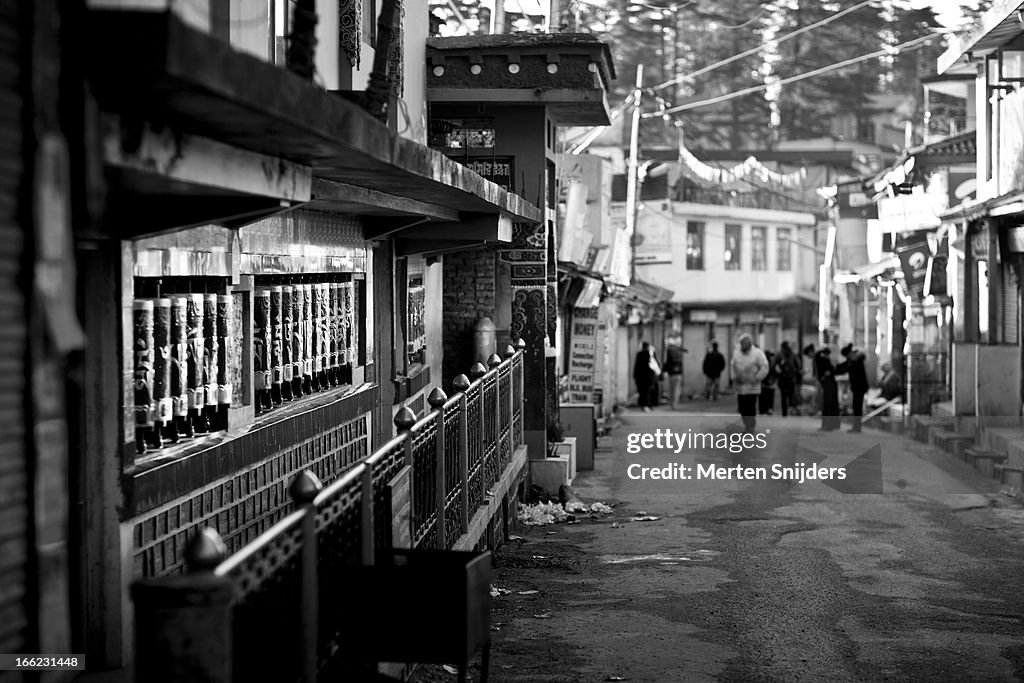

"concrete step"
[930, 429, 974, 456]
[964, 448, 1008, 478]
[982, 427, 1024, 457]
[912, 416, 954, 442]
[994, 464, 1024, 489]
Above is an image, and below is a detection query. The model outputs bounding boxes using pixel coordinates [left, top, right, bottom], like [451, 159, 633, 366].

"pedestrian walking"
[662, 337, 687, 409]
[702, 341, 726, 401]
[633, 342, 660, 413]
[836, 343, 868, 432]
[774, 341, 800, 417]
[730, 334, 769, 433]
[814, 347, 841, 432]
[759, 350, 777, 415]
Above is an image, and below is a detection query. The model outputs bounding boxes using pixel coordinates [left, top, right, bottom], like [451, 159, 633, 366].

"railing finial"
[289, 470, 323, 505]
[487, 353, 502, 369]
[503, 344, 516, 359]
[395, 405, 417, 432]
[469, 362, 487, 380]
[427, 387, 448, 409]
[453, 374, 471, 393]
[514, 338, 526, 351]
[184, 528, 227, 573]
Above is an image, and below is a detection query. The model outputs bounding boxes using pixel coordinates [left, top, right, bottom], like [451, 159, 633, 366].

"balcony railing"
[131, 343, 526, 683]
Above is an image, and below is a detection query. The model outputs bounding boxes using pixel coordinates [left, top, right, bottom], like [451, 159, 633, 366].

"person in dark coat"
[759, 350, 777, 415]
[633, 342, 659, 412]
[814, 347, 841, 432]
[702, 341, 726, 401]
[774, 341, 800, 417]
[836, 343, 869, 432]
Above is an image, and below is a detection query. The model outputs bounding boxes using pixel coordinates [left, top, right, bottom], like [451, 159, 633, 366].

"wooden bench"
[964, 448, 1008, 478]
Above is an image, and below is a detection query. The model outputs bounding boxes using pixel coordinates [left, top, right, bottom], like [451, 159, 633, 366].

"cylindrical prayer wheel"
[339, 282, 352, 368]
[350, 280, 359, 366]
[280, 285, 293, 400]
[170, 295, 189, 440]
[301, 283, 313, 393]
[202, 294, 219, 432]
[133, 299, 155, 454]
[254, 288, 271, 413]
[217, 294, 233, 411]
[204, 294, 219, 410]
[152, 297, 172, 446]
[312, 282, 325, 390]
[292, 283, 305, 396]
[186, 294, 205, 433]
[270, 285, 284, 405]
[328, 282, 339, 386]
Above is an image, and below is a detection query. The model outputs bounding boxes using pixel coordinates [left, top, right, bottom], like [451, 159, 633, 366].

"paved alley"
[413, 403, 1024, 682]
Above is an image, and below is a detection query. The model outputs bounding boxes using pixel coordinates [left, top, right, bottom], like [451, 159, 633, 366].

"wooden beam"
[428, 87, 608, 106]
[102, 116, 312, 201]
[403, 212, 512, 241]
[395, 239, 492, 256]
[312, 178, 459, 221]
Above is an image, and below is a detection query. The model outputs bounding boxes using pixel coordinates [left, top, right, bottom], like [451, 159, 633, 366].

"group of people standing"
[806, 342, 868, 433]
[632, 338, 689, 412]
[634, 334, 873, 435]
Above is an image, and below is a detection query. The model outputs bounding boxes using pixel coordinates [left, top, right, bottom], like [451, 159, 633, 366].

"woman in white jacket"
[730, 334, 769, 433]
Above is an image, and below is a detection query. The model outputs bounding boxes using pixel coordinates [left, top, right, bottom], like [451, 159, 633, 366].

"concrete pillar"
[501, 221, 551, 455]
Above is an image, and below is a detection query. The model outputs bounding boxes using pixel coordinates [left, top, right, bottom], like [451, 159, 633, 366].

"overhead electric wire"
[642, 31, 942, 117]
[649, 0, 878, 91]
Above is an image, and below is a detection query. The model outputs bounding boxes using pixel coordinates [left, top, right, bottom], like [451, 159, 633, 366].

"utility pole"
[625, 64, 643, 286]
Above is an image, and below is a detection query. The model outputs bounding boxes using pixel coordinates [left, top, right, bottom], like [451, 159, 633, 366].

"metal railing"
[131, 342, 525, 683]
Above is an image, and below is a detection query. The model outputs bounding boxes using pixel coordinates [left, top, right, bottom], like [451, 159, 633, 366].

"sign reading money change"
[568, 307, 599, 403]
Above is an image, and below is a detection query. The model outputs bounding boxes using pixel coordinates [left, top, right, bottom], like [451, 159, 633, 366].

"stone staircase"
[872, 406, 1024, 491]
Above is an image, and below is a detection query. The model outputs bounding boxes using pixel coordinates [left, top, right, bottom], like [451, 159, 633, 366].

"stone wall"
[442, 249, 497, 390]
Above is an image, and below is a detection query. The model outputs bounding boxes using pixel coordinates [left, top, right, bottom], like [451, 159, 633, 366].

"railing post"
[395, 407, 416, 547]
[515, 338, 526, 447]
[469, 362, 487, 500]
[428, 388, 448, 549]
[360, 463, 375, 566]
[454, 374, 471, 534]
[131, 529, 232, 683]
[289, 470, 323, 683]
[503, 345, 516, 461]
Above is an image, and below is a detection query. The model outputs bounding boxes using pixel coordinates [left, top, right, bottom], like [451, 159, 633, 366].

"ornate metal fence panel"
[313, 468, 364, 671]
[498, 363, 511, 473]
[481, 371, 499, 493]
[368, 435, 406, 554]
[465, 382, 483, 514]
[410, 416, 438, 550]
[215, 512, 306, 683]
[442, 399, 463, 548]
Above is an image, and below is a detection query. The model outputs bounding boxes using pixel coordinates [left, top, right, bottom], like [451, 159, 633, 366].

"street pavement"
[411, 399, 1024, 682]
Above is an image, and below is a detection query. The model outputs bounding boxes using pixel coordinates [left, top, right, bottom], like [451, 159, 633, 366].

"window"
[724, 224, 742, 271]
[776, 227, 792, 271]
[686, 221, 704, 270]
[751, 226, 767, 271]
